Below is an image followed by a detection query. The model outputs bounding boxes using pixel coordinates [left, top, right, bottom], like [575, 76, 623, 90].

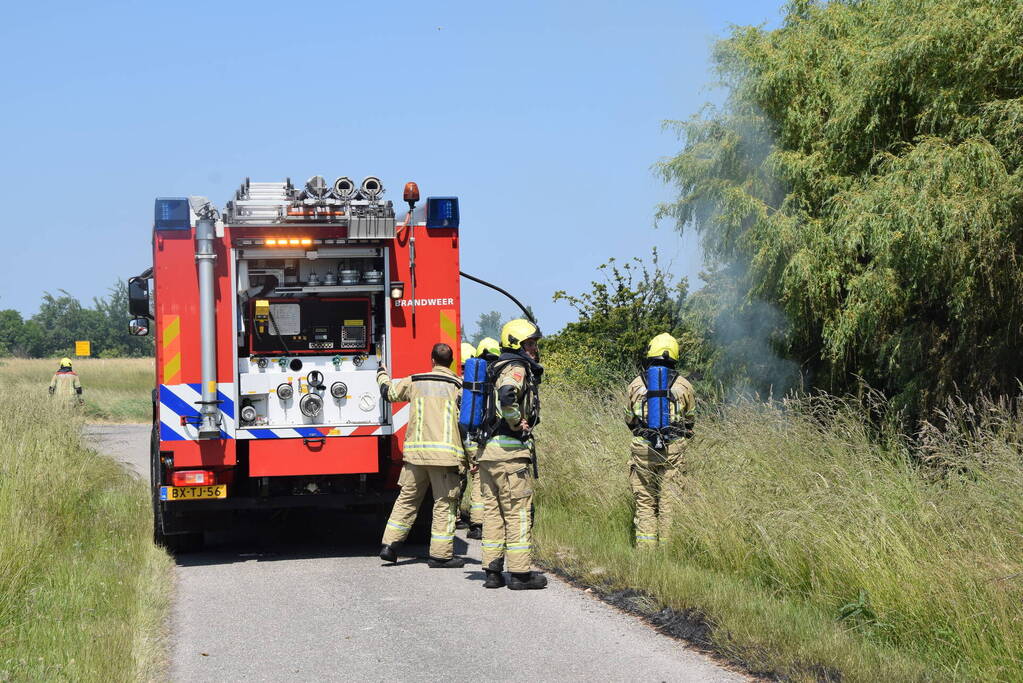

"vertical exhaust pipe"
[194, 203, 221, 439]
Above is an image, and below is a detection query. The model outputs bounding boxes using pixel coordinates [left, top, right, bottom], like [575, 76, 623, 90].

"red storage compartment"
[248, 435, 379, 476]
[168, 439, 236, 468]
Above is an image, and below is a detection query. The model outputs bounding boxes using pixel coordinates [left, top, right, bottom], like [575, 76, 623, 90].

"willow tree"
[660, 0, 1023, 411]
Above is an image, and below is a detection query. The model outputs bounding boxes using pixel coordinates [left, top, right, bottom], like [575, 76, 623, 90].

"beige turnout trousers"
[382, 462, 462, 559]
[629, 441, 686, 547]
[468, 467, 484, 525]
[480, 456, 534, 573]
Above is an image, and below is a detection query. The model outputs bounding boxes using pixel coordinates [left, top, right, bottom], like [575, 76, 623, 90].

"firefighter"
[478, 320, 547, 590]
[625, 333, 695, 548]
[463, 336, 500, 541]
[49, 357, 83, 408]
[378, 343, 468, 568]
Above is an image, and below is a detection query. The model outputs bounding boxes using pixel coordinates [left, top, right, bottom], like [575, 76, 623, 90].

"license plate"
[159, 485, 227, 501]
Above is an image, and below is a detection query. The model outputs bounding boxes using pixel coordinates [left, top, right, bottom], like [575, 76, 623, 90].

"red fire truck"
[127, 176, 463, 550]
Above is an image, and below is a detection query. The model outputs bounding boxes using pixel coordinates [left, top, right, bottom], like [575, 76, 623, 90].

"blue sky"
[0, 0, 782, 334]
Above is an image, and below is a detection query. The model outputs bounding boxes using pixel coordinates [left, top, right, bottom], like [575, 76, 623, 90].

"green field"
[534, 384, 1023, 681]
[0, 358, 155, 423]
[0, 358, 169, 681]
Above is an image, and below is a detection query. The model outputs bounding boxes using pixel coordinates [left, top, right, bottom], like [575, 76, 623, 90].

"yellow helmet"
[501, 319, 541, 351]
[60, 357, 73, 368]
[476, 337, 500, 358]
[460, 342, 477, 363]
[645, 333, 679, 362]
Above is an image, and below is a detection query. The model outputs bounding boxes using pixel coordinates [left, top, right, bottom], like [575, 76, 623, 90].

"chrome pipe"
[195, 215, 221, 439]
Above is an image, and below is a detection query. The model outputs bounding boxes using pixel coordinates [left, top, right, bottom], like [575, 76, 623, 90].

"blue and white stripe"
[159, 383, 236, 441]
[158, 385, 408, 442]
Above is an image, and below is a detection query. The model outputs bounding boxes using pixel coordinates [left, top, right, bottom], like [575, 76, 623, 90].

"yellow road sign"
[75, 341, 91, 357]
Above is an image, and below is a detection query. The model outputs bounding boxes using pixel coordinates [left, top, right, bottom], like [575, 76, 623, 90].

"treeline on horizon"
[0, 281, 153, 359]
[543, 0, 1023, 420]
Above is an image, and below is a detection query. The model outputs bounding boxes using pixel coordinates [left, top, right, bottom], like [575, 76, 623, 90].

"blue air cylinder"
[459, 358, 489, 432]
[645, 366, 670, 430]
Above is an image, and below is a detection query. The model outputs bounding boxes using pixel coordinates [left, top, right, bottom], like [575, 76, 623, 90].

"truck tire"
[150, 400, 203, 553]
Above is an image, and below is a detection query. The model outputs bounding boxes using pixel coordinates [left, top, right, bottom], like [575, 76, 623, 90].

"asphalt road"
[85, 424, 744, 682]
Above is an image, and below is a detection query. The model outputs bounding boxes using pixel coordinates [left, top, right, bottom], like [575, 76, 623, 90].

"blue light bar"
[426, 197, 459, 229]
[154, 198, 191, 231]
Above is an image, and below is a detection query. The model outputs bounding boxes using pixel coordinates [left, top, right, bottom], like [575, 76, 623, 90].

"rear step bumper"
[159, 490, 397, 513]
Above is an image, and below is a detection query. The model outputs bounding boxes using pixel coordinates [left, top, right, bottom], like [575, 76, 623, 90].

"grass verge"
[534, 384, 1023, 681]
[0, 367, 170, 681]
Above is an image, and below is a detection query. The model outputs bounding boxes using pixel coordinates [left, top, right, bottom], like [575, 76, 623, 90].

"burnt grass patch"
[540, 562, 843, 682]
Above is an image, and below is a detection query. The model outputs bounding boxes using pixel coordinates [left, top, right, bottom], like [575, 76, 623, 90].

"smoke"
[678, 103, 802, 400]
[709, 284, 802, 400]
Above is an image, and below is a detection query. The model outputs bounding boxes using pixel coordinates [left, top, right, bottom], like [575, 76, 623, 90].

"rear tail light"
[170, 470, 216, 486]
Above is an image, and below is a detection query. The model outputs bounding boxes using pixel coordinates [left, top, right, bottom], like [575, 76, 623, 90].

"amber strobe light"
[262, 238, 313, 246]
[403, 181, 420, 211]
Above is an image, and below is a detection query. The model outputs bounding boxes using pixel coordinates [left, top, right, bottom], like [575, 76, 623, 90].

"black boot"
[379, 543, 398, 563]
[466, 523, 483, 540]
[483, 569, 506, 588]
[427, 556, 466, 568]
[508, 571, 548, 590]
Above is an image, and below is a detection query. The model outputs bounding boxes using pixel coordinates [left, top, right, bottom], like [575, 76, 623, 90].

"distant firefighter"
[49, 357, 84, 408]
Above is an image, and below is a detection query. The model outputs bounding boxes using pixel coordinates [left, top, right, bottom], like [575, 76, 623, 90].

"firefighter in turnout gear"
[378, 343, 468, 568]
[479, 320, 547, 590]
[626, 333, 695, 548]
[463, 336, 501, 540]
[49, 357, 83, 408]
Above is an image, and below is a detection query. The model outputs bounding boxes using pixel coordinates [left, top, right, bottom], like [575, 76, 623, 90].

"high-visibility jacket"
[378, 364, 465, 467]
[49, 369, 82, 405]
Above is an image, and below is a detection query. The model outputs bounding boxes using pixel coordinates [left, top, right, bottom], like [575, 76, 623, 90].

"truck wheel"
[150, 419, 164, 544]
[150, 416, 204, 553]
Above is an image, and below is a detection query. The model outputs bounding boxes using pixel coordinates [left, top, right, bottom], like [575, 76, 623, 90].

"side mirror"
[128, 276, 150, 318]
[129, 317, 149, 336]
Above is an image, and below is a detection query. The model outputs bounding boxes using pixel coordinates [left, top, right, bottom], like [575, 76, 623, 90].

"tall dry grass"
[534, 384, 1023, 681]
[0, 358, 154, 423]
[0, 361, 169, 680]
